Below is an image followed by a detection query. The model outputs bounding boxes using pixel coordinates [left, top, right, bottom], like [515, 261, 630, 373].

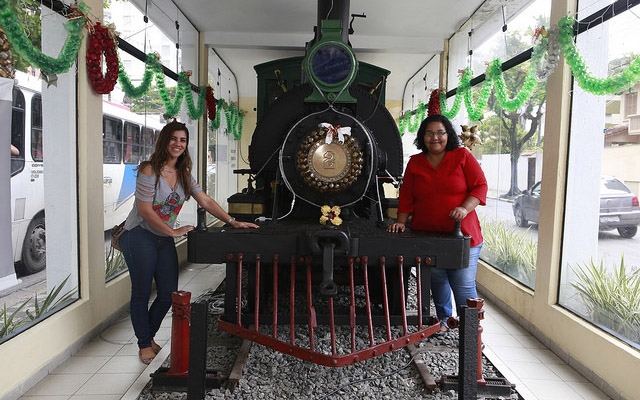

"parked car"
[512, 177, 640, 238]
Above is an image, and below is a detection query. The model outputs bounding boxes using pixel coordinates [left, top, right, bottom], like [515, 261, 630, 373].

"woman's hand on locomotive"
[230, 219, 260, 229]
[449, 206, 469, 222]
[173, 225, 195, 237]
[387, 221, 406, 233]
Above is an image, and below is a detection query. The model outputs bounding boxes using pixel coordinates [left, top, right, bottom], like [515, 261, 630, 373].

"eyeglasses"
[425, 130, 447, 137]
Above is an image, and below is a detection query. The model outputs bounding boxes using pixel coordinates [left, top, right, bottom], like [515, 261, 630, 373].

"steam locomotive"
[188, 0, 470, 367]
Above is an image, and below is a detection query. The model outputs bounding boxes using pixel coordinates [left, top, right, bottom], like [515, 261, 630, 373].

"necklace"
[162, 167, 177, 173]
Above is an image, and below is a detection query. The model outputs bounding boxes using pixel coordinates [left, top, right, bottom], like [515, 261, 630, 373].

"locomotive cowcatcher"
[188, 0, 470, 367]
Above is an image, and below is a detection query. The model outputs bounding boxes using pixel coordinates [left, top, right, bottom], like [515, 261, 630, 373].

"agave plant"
[571, 257, 640, 343]
[0, 299, 30, 338]
[24, 275, 77, 321]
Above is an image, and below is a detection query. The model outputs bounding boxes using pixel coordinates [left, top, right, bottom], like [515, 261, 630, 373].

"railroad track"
[141, 282, 519, 399]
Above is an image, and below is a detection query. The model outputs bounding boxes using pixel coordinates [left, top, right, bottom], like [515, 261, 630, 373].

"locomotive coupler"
[310, 229, 350, 296]
[321, 242, 338, 296]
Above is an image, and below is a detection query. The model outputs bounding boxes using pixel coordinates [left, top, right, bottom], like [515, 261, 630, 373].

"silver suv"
[512, 177, 640, 238]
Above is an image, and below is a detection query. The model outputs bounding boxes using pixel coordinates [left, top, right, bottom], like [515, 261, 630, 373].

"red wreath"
[206, 86, 217, 120]
[86, 22, 119, 95]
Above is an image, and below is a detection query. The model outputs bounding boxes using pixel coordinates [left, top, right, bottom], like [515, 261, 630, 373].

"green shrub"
[571, 257, 640, 343]
[481, 218, 537, 287]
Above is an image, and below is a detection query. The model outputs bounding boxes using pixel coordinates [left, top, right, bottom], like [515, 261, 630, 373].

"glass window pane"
[103, 0, 199, 281]
[559, 3, 640, 348]
[454, 0, 550, 289]
[3, 3, 80, 343]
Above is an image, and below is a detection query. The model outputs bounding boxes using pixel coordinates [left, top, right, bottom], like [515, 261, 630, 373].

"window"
[30, 94, 43, 162]
[2, 5, 80, 343]
[559, 3, 640, 348]
[10, 88, 25, 176]
[102, 0, 200, 280]
[452, 0, 551, 289]
[103, 116, 122, 164]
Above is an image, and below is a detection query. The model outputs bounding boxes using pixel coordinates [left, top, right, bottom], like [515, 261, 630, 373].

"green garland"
[118, 53, 206, 120]
[440, 87, 462, 120]
[184, 80, 206, 120]
[397, 102, 426, 135]
[118, 53, 157, 98]
[424, 16, 640, 122]
[208, 98, 243, 139]
[558, 15, 640, 95]
[0, 0, 86, 74]
[487, 59, 539, 112]
[463, 68, 493, 121]
[5, 2, 639, 133]
[210, 98, 224, 130]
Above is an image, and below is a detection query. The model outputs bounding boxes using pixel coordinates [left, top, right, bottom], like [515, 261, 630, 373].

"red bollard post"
[167, 290, 191, 376]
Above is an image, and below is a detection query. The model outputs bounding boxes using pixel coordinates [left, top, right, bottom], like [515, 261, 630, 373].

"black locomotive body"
[188, 1, 470, 367]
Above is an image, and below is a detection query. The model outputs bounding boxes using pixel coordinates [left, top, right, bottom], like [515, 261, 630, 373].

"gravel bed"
[138, 277, 521, 400]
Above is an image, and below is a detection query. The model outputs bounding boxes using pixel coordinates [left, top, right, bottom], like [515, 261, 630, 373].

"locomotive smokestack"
[316, 0, 350, 43]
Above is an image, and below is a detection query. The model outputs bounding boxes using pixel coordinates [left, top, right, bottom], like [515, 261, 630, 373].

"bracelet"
[227, 217, 235, 224]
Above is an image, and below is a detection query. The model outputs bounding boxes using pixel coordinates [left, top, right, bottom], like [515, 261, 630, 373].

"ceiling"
[166, 0, 528, 100]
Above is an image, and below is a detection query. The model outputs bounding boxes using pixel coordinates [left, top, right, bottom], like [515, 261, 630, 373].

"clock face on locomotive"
[249, 82, 404, 222]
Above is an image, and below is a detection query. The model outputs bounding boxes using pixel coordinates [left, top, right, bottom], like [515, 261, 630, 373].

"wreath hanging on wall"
[86, 22, 119, 95]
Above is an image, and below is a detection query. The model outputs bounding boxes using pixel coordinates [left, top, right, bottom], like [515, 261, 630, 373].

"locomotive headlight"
[303, 20, 358, 103]
[310, 44, 353, 86]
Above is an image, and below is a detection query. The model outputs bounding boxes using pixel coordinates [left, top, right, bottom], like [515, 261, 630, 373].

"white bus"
[10, 71, 163, 275]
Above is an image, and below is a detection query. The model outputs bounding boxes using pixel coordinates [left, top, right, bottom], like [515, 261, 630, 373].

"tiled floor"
[16, 263, 612, 400]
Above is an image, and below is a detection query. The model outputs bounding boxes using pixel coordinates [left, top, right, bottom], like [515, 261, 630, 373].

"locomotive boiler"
[188, 0, 470, 367]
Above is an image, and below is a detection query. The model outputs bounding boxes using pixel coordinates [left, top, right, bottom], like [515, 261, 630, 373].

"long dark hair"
[413, 114, 462, 153]
[138, 120, 194, 199]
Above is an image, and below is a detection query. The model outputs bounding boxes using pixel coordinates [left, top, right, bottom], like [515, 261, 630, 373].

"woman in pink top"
[388, 114, 488, 331]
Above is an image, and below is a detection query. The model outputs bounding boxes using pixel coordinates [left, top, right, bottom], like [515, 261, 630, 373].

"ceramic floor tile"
[97, 355, 149, 374]
[74, 338, 125, 357]
[52, 356, 111, 375]
[480, 320, 510, 335]
[116, 342, 143, 357]
[506, 361, 562, 381]
[69, 395, 122, 400]
[75, 373, 139, 395]
[483, 332, 524, 347]
[566, 381, 612, 400]
[533, 348, 565, 365]
[521, 378, 585, 400]
[513, 334, 547, 349]
[24, 374, 92, 396]
[490, 344, 539, 363]
[99, 324, 136, 343]
[545, 362, 589, 382]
